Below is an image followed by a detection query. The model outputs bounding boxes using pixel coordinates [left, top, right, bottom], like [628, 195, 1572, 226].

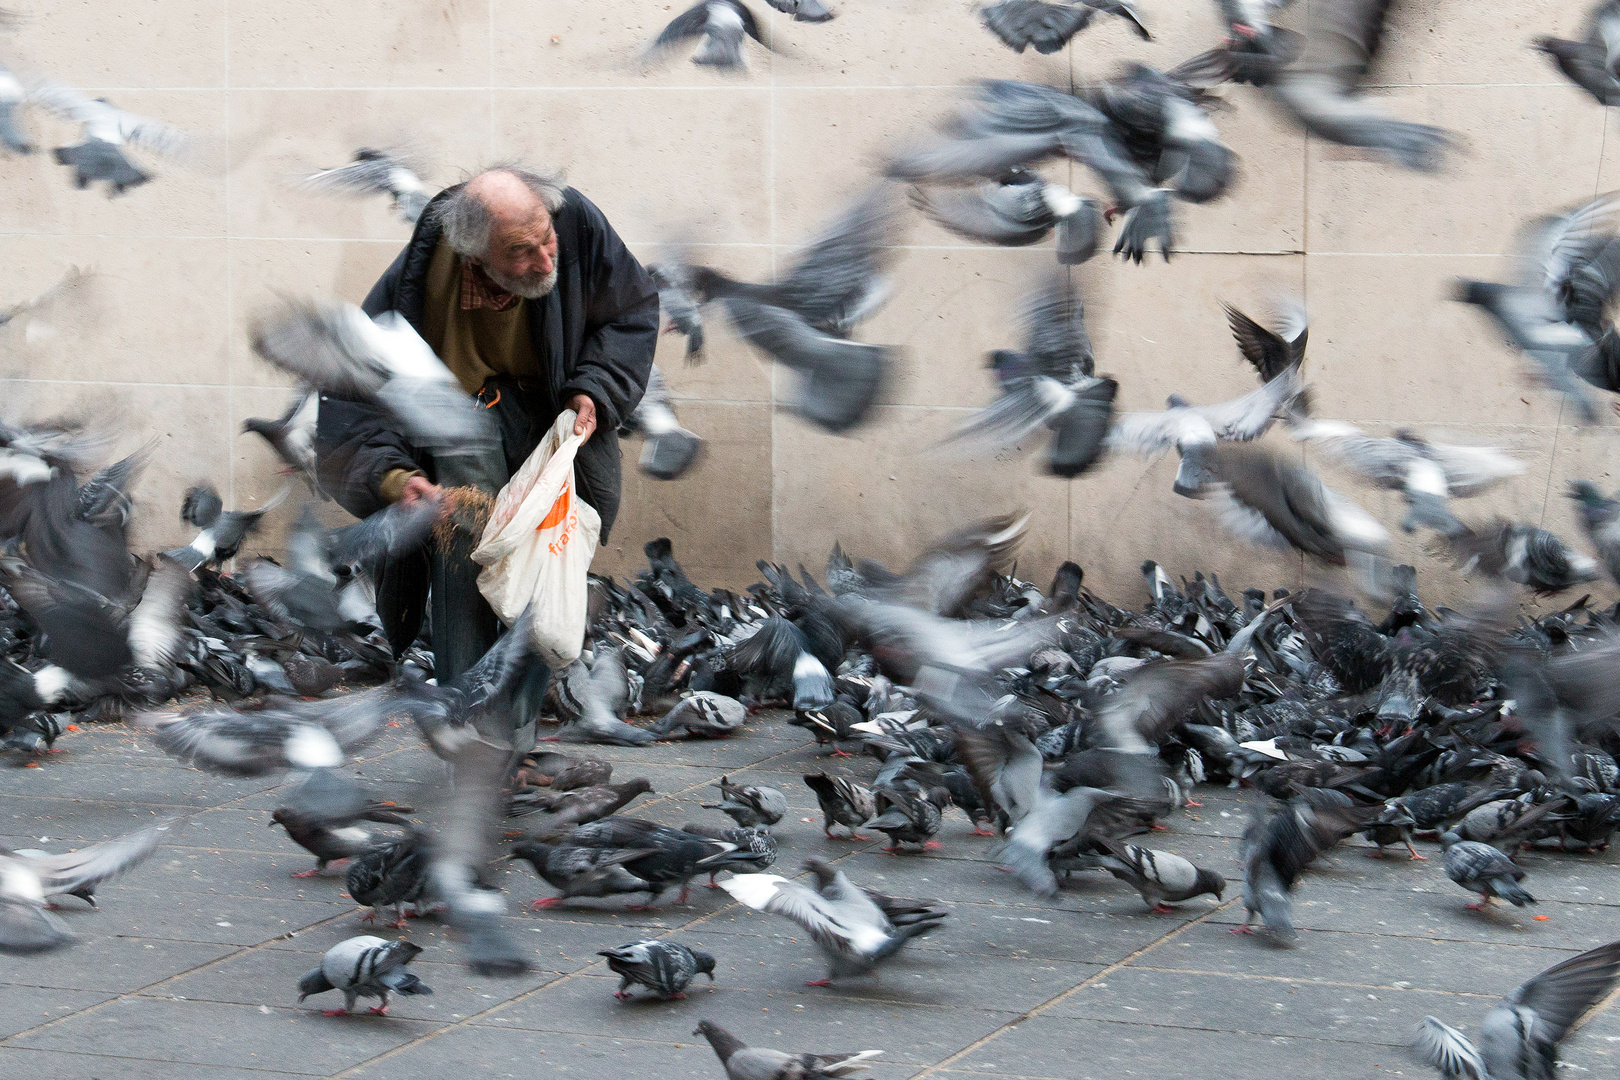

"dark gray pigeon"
[1440, 830, 1535, 910]
[1413, 940, 1620, 1079]
[980, 0, 1149, 53]
[646, 0, 771, 70]
[1539, 0, 1620, 105]
[1264, 0, 1451, 170]
[297, 936, 432, 1015]
[508, 840, 655, 908]
[33, 83, 191, 195]
[242, 389, 323, 495]
[946, 271, 1116, 479]
[911, 170, 1101, 263]
[598, 939, 716, 999]
[164, 483, 289, 571]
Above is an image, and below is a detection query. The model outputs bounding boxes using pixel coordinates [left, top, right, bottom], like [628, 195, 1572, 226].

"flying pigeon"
[911, 170, 1102, 264]
[299, 148, 430, 223]
[719, 858, 947, 984]
[1413, 940, 1620, 1079]
[32, 83, 192, 195]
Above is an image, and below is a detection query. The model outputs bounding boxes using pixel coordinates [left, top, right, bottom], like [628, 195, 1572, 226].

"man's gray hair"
[437, 164, 567, 259]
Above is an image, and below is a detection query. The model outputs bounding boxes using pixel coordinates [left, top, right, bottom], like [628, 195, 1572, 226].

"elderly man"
[316, 165, 657, 728]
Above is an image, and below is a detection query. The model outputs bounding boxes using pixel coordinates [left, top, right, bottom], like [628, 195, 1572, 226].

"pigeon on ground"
[1238, 798, 1376, 945]
[1538, 0, 1620, 106]
[546, 648, 654, 746]
[270, 799, 414, 878]
[241, 390, 323, 496]
[251, 299, 497, 458]
[297, 936, 432, 1016]
[299, 148, 430, 223]
[651, 691, 747, 739]
[1107, 366, 1303, 495]
[0, 818, 175, 952]
[682, 823, 778, 884]
[508, 778, 655, 831]
[1263, 0, 1451, 170]
[689, 188, 899, 432]
[804, 773, 877, 839]
[515, 751, 612, 791]
[910, 169, 1102, 264]
[508, 841, 656, 909]
[694, 1021, 882, 1080]
[32, 83, 192, 195]
[646, 0, 772, 70]
[346, 828, 432, 927]
[1081, 837, 1226, 912]
[979, 0, 1150, 54]
[1413, 940, 1620, 1080]
[946, 271, 1117, 478]
[702, 776, 788, 828]
[719, 858, 948, 985]
[864, 780, 947, 852]
[599, 940, 717, 1000]
[565, 817, 771, 905]
[1440, 830, 1536, 910]
[620, 365, 703, 480]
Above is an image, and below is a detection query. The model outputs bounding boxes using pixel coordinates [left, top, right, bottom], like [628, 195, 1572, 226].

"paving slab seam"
[1116, 965, 1502, 997]
[902, 895, 1244, 1080]
[0, 907, 364, 1046]
[0, 1044, 323, 1076]
[1010, 1013, 1413, 1047]
[324, 778, 907, 1079]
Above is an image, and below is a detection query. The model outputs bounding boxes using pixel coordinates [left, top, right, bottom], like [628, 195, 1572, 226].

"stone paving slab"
[4, 717, 1620, 1079]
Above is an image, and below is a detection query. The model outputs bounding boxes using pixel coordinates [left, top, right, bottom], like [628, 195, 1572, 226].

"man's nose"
[533, 247, 554, 275]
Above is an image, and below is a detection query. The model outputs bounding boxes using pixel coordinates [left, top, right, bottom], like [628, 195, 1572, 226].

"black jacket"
[314, 184, 659, 539]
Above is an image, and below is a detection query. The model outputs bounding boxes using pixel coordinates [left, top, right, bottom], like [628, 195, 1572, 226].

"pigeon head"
[623, 778, 655, 796]
[694, 1021, 745, 1063]
[693, 948, 718, 980]
[1194, 867, 1226, 901]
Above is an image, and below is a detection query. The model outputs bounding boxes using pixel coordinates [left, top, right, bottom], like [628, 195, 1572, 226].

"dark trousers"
[428, 377, 554, 734]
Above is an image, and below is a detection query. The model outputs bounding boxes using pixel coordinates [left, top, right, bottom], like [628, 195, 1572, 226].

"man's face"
[478, 207, 559, 299]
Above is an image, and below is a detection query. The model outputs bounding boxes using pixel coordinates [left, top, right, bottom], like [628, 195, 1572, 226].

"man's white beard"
[484, 264, 557, 299]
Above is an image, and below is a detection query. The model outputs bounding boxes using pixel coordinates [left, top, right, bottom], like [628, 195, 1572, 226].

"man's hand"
[400, 475, 443, 507]
[568, 393, 598, 439]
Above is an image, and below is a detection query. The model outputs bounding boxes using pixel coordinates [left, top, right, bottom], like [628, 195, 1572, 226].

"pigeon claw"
[322, 1008, 349, 1017]
[1151, 903, 1176, 914]
[804, 978, 833, 988]
[1228, 925, 1255, 935]
[291, 867, 324, 879]
[971, 826, 998, 837]
[366, 1006, 389, 1016]
[528, 897, 561, 910]
[923, 840, 943, 850]
[1184, 800, 1204, 808]
[830, 749, 853, 758]
[613, 990, 633, 1000]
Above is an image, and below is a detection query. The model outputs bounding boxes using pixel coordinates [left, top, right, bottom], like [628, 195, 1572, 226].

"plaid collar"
[460, 261, 520, 312]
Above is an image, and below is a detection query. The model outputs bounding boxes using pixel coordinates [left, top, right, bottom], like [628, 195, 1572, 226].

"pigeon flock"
[3, 0, 1620, 1077]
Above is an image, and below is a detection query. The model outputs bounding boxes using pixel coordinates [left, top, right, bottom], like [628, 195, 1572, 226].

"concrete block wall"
[0, 0, 1610, 608]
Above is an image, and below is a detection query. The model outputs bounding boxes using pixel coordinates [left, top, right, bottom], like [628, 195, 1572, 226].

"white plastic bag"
[471, 410, 601, 667]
